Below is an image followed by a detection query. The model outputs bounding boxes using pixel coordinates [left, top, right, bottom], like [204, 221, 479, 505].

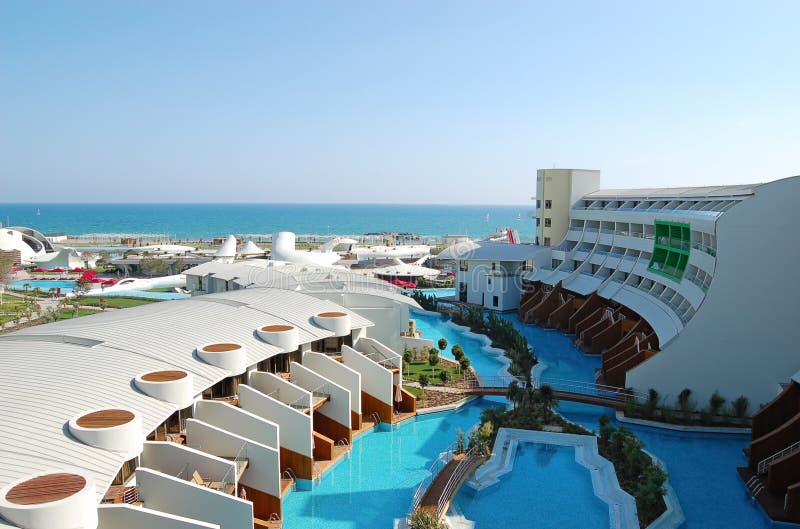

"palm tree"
[22, 283, 30, 301]
[537, 384, 559, 424]
[506, 380, 523, 409]
[516, 350, 536, 390]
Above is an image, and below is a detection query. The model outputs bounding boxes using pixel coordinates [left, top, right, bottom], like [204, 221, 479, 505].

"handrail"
[758, 440, 800, 475]
[411, 441, 459, 510]
[465, 374, 646, 403]
[282, 468, 298, 482]
[437, 446, 480, 518]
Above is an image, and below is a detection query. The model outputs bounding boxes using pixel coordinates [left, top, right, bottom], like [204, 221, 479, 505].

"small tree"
[99, 297, 108, 311]
[428, 350, 440, 377]
[437, 337, 448, 352]
[537, 384, 559, 424]
[709, 391, 726, 416]
[676, 388, 696, 415]
[452, 344, 465, 361]
[455, 428, 467, 454]
[506, 380, 523, 409]
[438, 369, 450, 383]
[732, 395, 750, 418]
[418, 374, 430, 404]
[459, 356, 471, 373]
[402, 348, 413, 371]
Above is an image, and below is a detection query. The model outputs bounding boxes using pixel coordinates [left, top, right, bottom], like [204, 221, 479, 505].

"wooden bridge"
[462, 375, 643, 411]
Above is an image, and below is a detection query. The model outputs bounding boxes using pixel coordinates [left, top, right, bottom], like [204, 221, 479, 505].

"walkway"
[416, 450, 484, 520]
[462, 375, 642, 411]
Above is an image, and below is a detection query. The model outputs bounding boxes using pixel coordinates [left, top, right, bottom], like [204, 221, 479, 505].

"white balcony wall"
[248, 371, 310, 409]
[238, 385, 312, 459]
[341, 345, 393, 406]
[141, 442, 237, 489]
[193, 400, 278, 449]
[98, 504, 219, 529]
[290, 361, 351, 429]
[136, 468, 253, 529]
[303, 352, 362, 415]
[185, 419, 280, 498]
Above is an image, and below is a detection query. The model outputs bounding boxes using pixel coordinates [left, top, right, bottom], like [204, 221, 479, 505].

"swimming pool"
[9, 279, 190, 300]
[280, 399, 502, 529]
[413, 311, 508, 377]
[412, 309, 770, 529]
[455, 444, 608, 529]
[10, 279, 77, 293]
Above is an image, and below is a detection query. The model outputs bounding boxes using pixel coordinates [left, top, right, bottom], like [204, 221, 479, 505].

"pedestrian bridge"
[463, 375, 642, 411]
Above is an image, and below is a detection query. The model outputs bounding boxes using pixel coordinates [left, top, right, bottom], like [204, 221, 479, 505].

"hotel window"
[536, 199, 541, 208]
[491, 262, 496, 271]
[492, 296, 499, 307]
[488, 277, 492, 285]
[544, 218, 552, 227]
[545, 200, 552, 209]
[544, 237, 551, 246]
[459, 260, 468, 271]
[536, 218, 541, 226]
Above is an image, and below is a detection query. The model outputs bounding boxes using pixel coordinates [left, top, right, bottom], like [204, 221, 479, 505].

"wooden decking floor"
[737, 467, 800, 523]
[392, 411, 415, 424]
[313, 445, 351, 478]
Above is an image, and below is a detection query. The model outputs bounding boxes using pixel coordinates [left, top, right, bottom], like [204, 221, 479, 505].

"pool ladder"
[745, 474, 766, 497]
[368, 411, 381, 425]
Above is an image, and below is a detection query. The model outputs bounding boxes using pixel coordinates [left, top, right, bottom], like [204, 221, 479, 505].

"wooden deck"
[76, 409, 135, 428]
[6, 473, 86, 505]
[737, 467, 800, 523]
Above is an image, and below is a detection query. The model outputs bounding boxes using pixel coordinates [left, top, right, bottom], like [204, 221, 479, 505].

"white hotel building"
[0, 284, 418, 529]
[443, 172, 800, 411]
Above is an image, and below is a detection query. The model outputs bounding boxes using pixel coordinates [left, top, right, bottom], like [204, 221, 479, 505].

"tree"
[458, 356, 471, 373]
[537, 384, 559, 424]
[709, 391, 726, 416]
[418, 374, 430, 404]
[437, 337, 448, 352]
[438, 369, 450, 383]
[139, 257, 169, 277]
[676, 388, 696, 415]
[515, 350, 536, 389]
[99, 297, 108, 311]
[428, 350, 440, 377]
[506, 380, 523, 409]
[402, 349, 413, 371]
[732, 395, 750, 418]
[451, 344, 465, 361]
[22, 282, 31, 300]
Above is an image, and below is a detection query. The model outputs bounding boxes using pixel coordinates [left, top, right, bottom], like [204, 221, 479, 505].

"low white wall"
[98, 504, 219, 529]
[248, 370, 310, 409]
[238, 384, 312, 458]
[141, 442, 236, 488]
[400, 336, 434, 355]
[304, 352, 362, 414]
[186, 419, 280, 498]
[193, 400, 279, 449]
[290, 361, 351, 428]
[341, 345, 392, 406]
[136, 468, 253, 529]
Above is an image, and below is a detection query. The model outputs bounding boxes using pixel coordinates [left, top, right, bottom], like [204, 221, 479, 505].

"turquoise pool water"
[10, 279, 77, 293]
[413, 311, 508, 377]
[413, 309, 767, 529]
[455, 444, 608, 528]
[9, 279, 190, 300]
[280, 399, 502, 529]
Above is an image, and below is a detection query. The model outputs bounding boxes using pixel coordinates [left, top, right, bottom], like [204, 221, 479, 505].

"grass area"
[79, 297, 157, 308]
[146, 287, 173, 292]
[56, 309, 98, 320]
[403, 360, 461, 384]
[403, 385, 423, 399]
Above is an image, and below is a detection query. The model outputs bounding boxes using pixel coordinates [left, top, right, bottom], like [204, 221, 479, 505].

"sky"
[1, 1, 798, 204]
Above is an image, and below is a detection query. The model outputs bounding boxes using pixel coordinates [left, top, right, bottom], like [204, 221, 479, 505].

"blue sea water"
[0, 203, 533, 240]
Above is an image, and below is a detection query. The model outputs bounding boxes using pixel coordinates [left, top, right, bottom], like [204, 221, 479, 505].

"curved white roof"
[238, 241, 264, 256]
[0, 288, 371, 507]
[215, 235, 238, 258]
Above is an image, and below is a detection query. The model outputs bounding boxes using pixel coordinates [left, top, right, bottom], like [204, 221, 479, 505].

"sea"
[0, 203, 535, 241]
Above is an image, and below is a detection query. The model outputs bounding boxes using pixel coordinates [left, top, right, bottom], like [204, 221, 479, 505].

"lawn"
[79, 297, 157, 309]
[56, 309, 98, 320]
[403, 359, 461, 384]
[403, 385, 423, 399]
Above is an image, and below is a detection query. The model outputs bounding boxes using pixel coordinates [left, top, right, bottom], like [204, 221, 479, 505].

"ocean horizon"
[0, 203, 536, 241]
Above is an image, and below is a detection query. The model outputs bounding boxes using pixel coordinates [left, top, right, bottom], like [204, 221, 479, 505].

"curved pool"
[410, 309, 769, 529]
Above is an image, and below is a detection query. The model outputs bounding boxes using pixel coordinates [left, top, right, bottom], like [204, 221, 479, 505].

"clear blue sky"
[1, 1, 798, 204]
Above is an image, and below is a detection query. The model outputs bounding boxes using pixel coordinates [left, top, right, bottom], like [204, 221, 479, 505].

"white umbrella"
[395, 384, 403, 403]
